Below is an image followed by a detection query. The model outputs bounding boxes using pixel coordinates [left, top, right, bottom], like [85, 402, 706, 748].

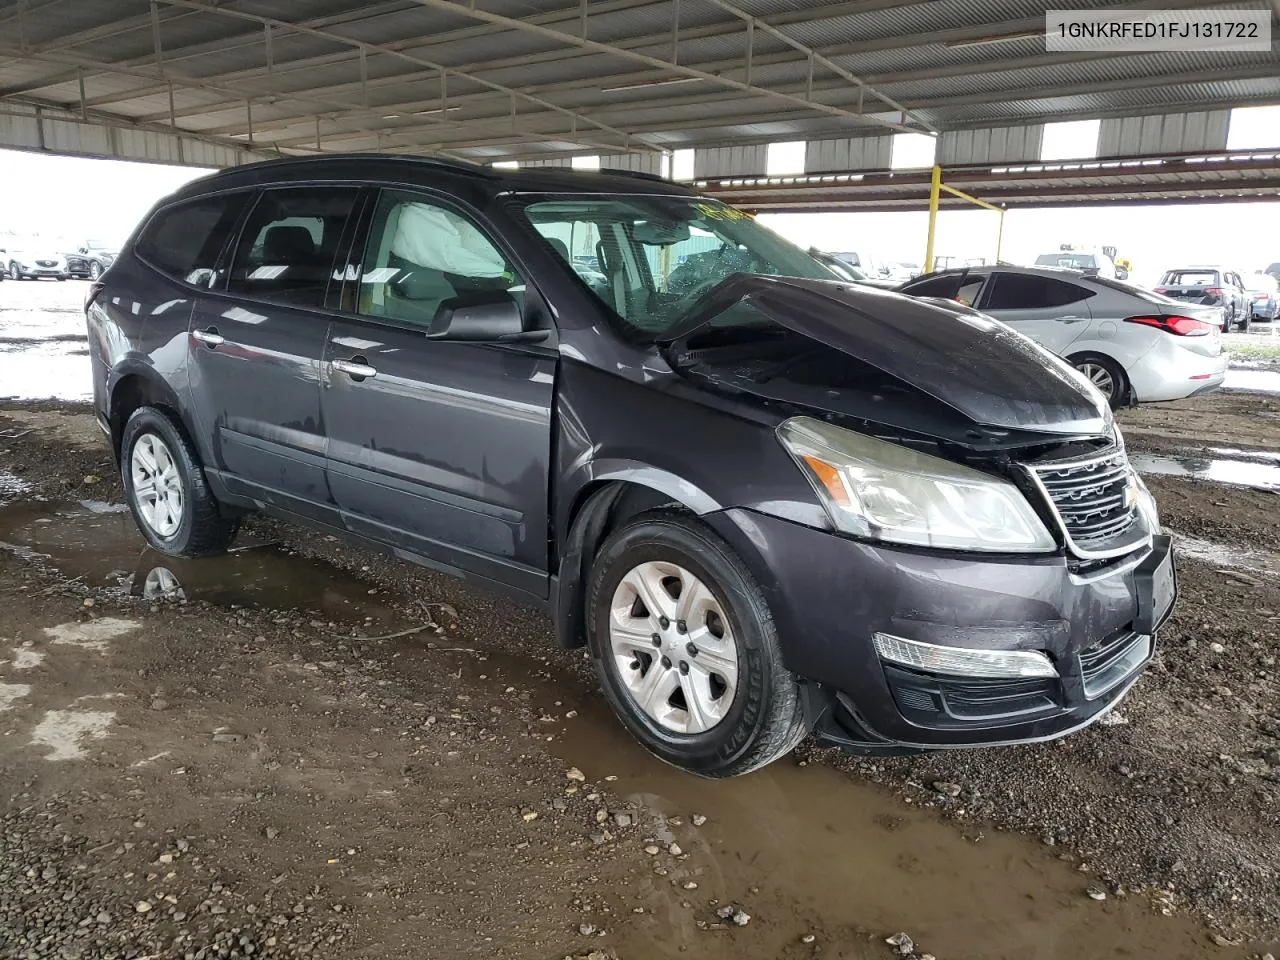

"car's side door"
[976, 272, 1095, 355]
[187, 185, 360, 522]
[320, 188, 556, 599]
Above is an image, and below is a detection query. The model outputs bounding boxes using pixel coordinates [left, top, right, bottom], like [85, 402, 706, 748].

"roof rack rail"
[596, 167, 671, 184]
[230, 152, 494, 178]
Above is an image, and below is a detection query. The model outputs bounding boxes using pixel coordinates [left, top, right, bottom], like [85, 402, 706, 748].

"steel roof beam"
[400, 0, 927, 135]
[104, 0, 1249, 144]
[150, 0, 661, 153]
[0, 42, 409, 156]
[64, 0, 914, 111]
[260, 59, 1280, 155]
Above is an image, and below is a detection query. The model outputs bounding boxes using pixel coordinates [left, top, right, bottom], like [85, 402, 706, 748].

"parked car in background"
[1033, 249, 1118, 279]
[808, 248, 898, 288]
[1154, 266, 1249, 332]
[7, 243, 69, 280]
[65, 239, 118, 280]
[885, 261, 922, 283]
[1245, 272, 1279, 321]
[826, 249, 889, 279]
[86, 156, 1173, 777]
[1264, 262, 1280, 281]
[898, 266, 1226, 408]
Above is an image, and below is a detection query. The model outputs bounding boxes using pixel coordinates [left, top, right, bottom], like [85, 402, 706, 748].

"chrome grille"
[1027, 450, 1140, 555]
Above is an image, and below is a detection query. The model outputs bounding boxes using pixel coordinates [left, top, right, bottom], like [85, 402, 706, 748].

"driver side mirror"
[427, 291, 545, 342]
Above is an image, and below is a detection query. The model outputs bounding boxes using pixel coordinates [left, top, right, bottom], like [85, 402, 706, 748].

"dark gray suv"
[86, 156, 1176, 777]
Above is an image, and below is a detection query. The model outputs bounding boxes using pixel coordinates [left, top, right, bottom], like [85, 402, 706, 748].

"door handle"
[332, 356, 378, 380]
[192, 327, 224, 347]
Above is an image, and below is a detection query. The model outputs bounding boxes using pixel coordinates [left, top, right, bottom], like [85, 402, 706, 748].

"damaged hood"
[661, 275, 1110, 437]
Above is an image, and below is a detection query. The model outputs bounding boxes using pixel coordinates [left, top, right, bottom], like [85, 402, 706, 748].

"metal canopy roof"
[701, 149, 1280, 210]
[0, 0, 1278, 167]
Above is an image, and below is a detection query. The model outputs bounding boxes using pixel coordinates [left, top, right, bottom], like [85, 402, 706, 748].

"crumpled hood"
[662, 275, 1110, 436]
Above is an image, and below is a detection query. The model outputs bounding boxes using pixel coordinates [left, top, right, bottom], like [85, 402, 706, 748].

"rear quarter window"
[136, 193, 248, 288]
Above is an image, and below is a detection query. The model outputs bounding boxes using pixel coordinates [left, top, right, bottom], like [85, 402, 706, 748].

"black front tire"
[586, 510, 809, 778]
[120, 406, 238, 558]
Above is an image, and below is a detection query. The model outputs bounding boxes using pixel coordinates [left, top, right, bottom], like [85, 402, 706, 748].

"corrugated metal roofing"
[0, 0, 1276, 171]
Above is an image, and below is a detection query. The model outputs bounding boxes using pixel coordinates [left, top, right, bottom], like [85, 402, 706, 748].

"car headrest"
[547, 237, 570, 261]
[263, 226, 316, 264]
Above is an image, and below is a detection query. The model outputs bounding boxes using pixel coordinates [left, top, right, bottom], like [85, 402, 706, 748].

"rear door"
[187, 185, 360, 521]
[320, 187, 556, 598]
[976, 272, 1095, 355]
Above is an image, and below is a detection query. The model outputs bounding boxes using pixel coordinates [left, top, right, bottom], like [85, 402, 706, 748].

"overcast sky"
[0, 145, 1276, 287]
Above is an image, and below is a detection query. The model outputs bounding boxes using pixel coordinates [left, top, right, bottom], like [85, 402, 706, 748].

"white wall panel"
[1099, 111, 1229, 157]
[695, 144, 768, 178]
[939, 125, 1043, 165]
[804, 136, 892, 173]
[0, 103, 256, 168]
[599, 152, 663, 175]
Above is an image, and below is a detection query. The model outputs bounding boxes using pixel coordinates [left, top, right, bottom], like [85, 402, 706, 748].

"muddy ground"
[2, 392, 1280, 960]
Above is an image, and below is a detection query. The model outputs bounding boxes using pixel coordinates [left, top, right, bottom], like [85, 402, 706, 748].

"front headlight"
[778, 417, 1057, 553]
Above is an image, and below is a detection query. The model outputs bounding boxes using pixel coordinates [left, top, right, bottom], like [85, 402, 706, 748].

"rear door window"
[136, 193, 249, 288]
[981, 273, 1093, 310]
[226, 187, 360, 308]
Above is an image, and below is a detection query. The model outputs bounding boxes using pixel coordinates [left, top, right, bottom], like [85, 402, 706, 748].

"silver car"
[898, 265, 1227, 408]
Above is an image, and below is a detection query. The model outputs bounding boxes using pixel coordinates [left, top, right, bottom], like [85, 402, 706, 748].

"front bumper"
[708, 508, 1174, 751]
[15, 263, 68, 277]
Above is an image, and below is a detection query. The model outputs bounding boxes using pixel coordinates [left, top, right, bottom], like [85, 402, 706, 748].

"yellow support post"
[995, 207, 1005, 263]
[924, 164, 941, 273]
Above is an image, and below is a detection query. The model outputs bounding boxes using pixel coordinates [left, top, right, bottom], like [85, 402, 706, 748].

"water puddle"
[1207, 446, 1280, 465]
[0, 470, 32, 506]
[394, 644, 1260, 960]
[0, 286, 93, 400]
[0, 500, 399, 621]
[1171, 532, 1280, 580]
[0, 338, 91, 402]
[0, 496, 1270, 957]
[1224, 368, 1280, 395]
[1130, 452, 1280, 492]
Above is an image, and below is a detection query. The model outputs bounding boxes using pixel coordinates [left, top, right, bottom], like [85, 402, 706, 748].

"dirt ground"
[3, 396, 1280, 960]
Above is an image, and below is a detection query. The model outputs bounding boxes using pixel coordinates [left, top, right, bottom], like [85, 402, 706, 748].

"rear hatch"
[1155, 269, 1223, 305]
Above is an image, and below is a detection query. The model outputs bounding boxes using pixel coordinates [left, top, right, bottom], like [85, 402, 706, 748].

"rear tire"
[120, 406, 237, 558]
[1068, 352, 1128, 409]
[586, 509, 809, 778]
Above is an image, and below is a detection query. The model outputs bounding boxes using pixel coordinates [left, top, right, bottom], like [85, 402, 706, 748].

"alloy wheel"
[1076, 361, 1115, 400]
[608, 561, 739, 734]
[130, 433, 186, 538]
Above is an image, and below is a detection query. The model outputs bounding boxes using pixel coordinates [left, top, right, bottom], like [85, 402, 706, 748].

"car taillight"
[1205, 286, 1224, 299]
[1123, 314, 1213, 336]
[84, 281, 106, 311]
[1152, 286, 1168, 294]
